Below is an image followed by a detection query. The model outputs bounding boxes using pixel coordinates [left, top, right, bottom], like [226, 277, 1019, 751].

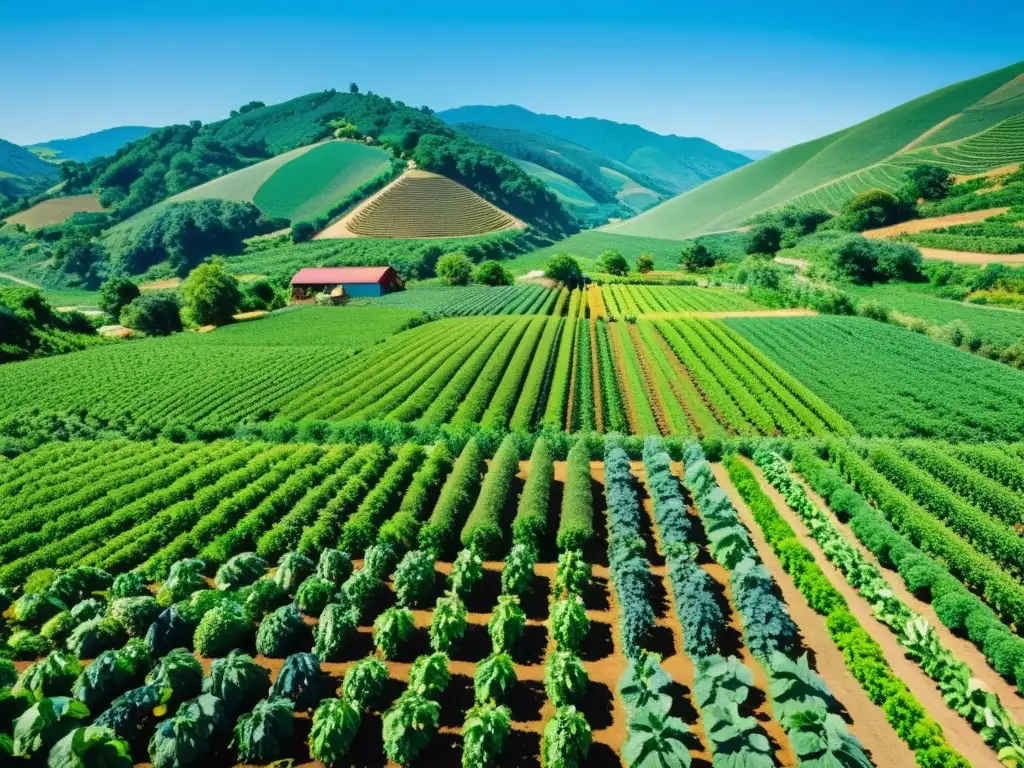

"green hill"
[607, 60, 1024, 240]
[0, 138, 59, 204]
[28, 126, 157, 163]
[437, 104, 749, 193]
[449, 122, 673, 223]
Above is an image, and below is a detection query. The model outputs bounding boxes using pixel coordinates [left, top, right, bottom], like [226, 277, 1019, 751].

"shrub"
[109, 573, 148, 600]
[450, 548, 484, 598]
[419, 439, 483, 557]
[545, 651, 588, 707]
[274, 552, 315, 594]
[373, 607, 415, 660]
[500, 544, 535, 597]
[342, 656, 390, 711]
[553, 550, 590, 598]
[67, 618, 126, 658]
[40, 612, 78, 646]
[437, 252, 473, 285]
[545, 254, 583, 287]
[145, 607, 195, 657]
[109, 597, 162, 638]
[99, 276, 141, 320]
[393, 551, 437, 608]
[383, 692, 440, 765]
[270, 652, 323, 711]
[551, 596, 589, 652]
[599, 250, 629, 276]
[181, 259, 242, 326]
[488, 596, 526, 654]
[50, 567, 113, 605]
[70, 598, 105, 624]
[156, 559, 205, 606]
[15, 651, 82, 699]
[317, 549, 353, 585]
[233, 697, 294, 763]
[557, 443, 594, 550]
[215, 552, 267, 590]
[512, 438, 554, 549]
[71, 642, 151, 713]
[193, 602, 252, 658]
[310, 698, 362, 766]
[241, 577, 289, 618]
[204, 650, 270, 720]
[256, 604, 311, 657]
[314, 604, 358, 662]
[295, 575, 337, 616]
[119, 293, 183, 336]
[542, 705, 591, 768]
[146, 648, 203, 710]
[291, 220, 316, 243]
[408, 652, 450, 699]
[462, 702, 511, 768]
[474, 260, 513, 286]
[475, 652, 516, 704]
[430, 592, 467, 653]
[461, 435, 518, 557]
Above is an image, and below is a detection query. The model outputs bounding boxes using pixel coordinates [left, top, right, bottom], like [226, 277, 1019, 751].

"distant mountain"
[0, 138, 59, 203]
[28, 126, 157, 163]
[734, 149, 775, 161]
[437, 105, 750, 195]
[607, 60, 1024, 240]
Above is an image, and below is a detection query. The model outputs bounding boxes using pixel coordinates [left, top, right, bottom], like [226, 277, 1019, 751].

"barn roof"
[290, 266, 395, 285]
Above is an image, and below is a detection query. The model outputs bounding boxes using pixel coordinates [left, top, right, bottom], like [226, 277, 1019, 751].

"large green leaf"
[46, 725, 132, 768]
[622, 705, 691, 768]
[12, 696, 90, 758]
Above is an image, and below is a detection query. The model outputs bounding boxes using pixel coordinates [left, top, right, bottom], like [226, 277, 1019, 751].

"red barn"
[290, 266, 403, 299]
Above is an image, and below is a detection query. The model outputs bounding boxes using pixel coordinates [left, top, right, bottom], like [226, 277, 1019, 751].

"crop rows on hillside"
[895, 113, 1024, 175]
[600, 285, 762, 318]
[728, 315, 1024, 442]
[361, 284, 560, 316]
[0, 435, 966, 768]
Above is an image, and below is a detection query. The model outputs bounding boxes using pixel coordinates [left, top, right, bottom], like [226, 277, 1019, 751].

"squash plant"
[408, 653, 450, 699]
[203, 650, 270, 719]
[550, 596, 589, 652]
[342, 656, 390, 712]
[701, 700, 773, 768]
[310, 697, 362, 766]
[462, 702, 511, 767]
[693, 655, 753, 709]
[429, 592, 467, 653]
[541, 705, 591, 768]
[488, 596, 526, 654]
[382, 692, 440, 765]
[544, 651, 588, 707]
[271, 652, 323, 711]
[475, 653, 516, 704]
[373, 607, 415, 660]
[233, 697, 294, 763]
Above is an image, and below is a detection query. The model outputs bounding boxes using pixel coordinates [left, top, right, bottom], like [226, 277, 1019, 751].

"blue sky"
[3, 0, 1022, 150]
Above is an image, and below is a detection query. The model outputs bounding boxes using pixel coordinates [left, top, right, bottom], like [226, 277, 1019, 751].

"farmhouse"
[290, 266, 403, 299]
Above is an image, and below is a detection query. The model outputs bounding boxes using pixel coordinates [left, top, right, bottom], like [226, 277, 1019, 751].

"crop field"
[506, 231, 703, 275]
[900, 206, 1024, 254]
[4, 194, 104, 229]
[361, 285, 560, 317]
[600, 285, 762, 317]
[727, 315, 1024, 441]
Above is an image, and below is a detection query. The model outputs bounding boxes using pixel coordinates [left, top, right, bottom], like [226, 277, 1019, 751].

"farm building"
[289, 266, 403, 299]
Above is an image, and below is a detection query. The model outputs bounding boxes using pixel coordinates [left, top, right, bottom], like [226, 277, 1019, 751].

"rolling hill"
[437, 104, 750, 194]
[0, 138, 59, 203]
[447, 122, 675, 223]
[27, 126, 157, 163]
[607, 60, 1024, 240]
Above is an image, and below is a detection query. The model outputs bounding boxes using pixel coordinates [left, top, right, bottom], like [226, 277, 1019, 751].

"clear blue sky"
[3, 0, 1022, 150]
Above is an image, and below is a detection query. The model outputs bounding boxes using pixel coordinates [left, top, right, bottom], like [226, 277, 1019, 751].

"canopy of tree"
[0, 287, 100, 363]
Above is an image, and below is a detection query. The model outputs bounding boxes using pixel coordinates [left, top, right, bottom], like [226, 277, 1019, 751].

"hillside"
[438, 104, 750, 193]
[0, 137, 58, 203]
[27, 126, 157, 163]
[607, 60, 1024, 240]
[449, 122, 674, 223]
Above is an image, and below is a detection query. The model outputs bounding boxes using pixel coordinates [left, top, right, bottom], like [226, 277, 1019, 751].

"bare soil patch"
[862, 208, 1009, 238]
[954, 163, 1022, 183]
[917, 247, 1024, 265]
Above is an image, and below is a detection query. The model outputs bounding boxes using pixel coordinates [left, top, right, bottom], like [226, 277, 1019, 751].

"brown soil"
[5, 193, 104, 228]
[140, 278, 182, 291]
[773, 257, 809, 271]
[917, 247, 1024, 265]
[608, 324, 641, 434]
[720, 459, 1002, 767]
[626, 323, 670, 436]
[588, 284, 606, 320]
[591, 317, 605, 433]
[862, 208, 1009, 238]
[954, 163, 1022, 183]
[789, 469, 1024, 718]
[638, 309, 817, 319]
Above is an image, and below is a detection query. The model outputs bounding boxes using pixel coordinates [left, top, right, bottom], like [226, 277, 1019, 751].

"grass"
[515, 160, 599, 211]
[5, 194, 104, 229]
[607, 60, 1024, 239]
[253, 141, 391, 222]
[847, 282, 1024, 346]
[198, 305, 420, 346]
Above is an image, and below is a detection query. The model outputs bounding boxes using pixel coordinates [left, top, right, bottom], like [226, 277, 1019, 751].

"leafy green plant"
[342, 656, 390, 712]
[146, 648, 204, 713]
[148, 693, 226, 768]
[418, 439, 483, 558]
[240, 577, 289, 618]
[295, 575, 336, 616]
[363, 542, 398, 581]
[382, 692, 440, 765]
[144, 607, 196, 658]
[542, 705, 591, 768]
[274, 551, 315, 594]
[623, 705, 692, 768]
[47, 725, 133, 768]
[310, 698, 362, 766]
[408, 652, 450, 699]
[109, 596, 162, 638]
[49, 567, 113, 606]
[40, 612, 78, 647]
[214, 552, 267, 590]
[203, 650, 269, 719]
[475, 653, 516, 704]
[15, 650, 82, 700]
[701, 700, 773, 768]
[545, 651, 588, 707]
[271, 652, 323, 711]
[511, 438, 553, 548]
[557, 442, 594, 551]
[429, 592, 467, 653]
[110, 573, 148, 600]
[554, 549, 590, 598]
[0, 657, 16, 688]
[72, 643, 151, 713]
[373, 607, 415, 660]
[767, 652, 835, 728]
[233, 697, 294, 763]
[460, 435, 517, 557]
[193, 602, 252, 658]
[7, 630, 53, 660]
[91, 684, 162, 740]
[341, 568, 379, 623]
[256, 603, 311, 657]
[317, 549, 353, 585]
[450, 548, 484, 598]
[11, 593, 67, 628]
[500, 543, 535, 597]
[156, 559, 206, 607]
[787, 701, 872, 767]
[393, 550, 437, 608]
[693, 655, 753, 709]
[619, 652, 671, 715]
[11, 696, 91, 759]
[314, 603, 358, 662]
[70, 599, 105, 624]
[488, 595, 526, 653]
[462, 702, 511, 767]
[551, 596, 589, 652]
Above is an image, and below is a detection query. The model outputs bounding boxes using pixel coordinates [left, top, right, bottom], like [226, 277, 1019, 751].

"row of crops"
[362, 284, 560, 317]
[901, 206, 1024, 254]
[598, 285, 763, 318]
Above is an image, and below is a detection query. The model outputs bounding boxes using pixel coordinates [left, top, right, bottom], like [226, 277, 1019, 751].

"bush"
[156, 559, 206, 606]
[382, 692, 440, 765]
[234, 697, 294, 763]
[460, 435, 518, 557]
[474, 260, 513, 286]
[215, 553, 267, 590]
[488, 596, 526, 654]
[317, 549, 353, 585]
[636, 254, 654, 274]
[474, 652, 517, 704]
[145, 607, 195, 657]
[241, 577, 289, 618]
[193, 602, 252, 657]
[109, 597, 162, 638]
[342, 656, 390, 711]
[501, 543, 536, 597]
[429, 592, 467, 653]
[274, 552, 315, 594]
[542, 705, 591, 768]
[110, 573, 148, 600]
[270, 652, 323, 711]
[15, 650, 82, 699]
[295, 575, 337, 616]
[545, 254, 583, 287]
[450, 548, 484, 598]
[408, 652, 450, 699]
[598, 250, 629, 276]
[557, 443, 594, 550]
[314, 604, 358, 662]
[204, 650, 270, 720]
[256, 603, 311, 657]
[437, 252, 473, 286]
[512, 438, 553, 549]
[462, 702, 511, 768]
[393, 551, 437, 608]
[67, 617, 126, 658]
[146, 648, 203, 710]
[746, 224, 783, 255]
[373, 607, 415, 660]
[119, 292, 182, 336]
[181, 259, 242, 326]
[310, 698, 362, 765]
[99, 277, 141, 320]
[551, 596, 589, 652]
[291, 220, 317, 243]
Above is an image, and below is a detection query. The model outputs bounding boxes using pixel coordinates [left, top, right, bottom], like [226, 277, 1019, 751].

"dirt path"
[862, 208, 1009, 238]
[626, 323, 671, 436]
[608, 324, 641, 434]
[788, 468, 1024, 718]
[0, 272, 39, 288]
[720, 459, 1002, 767]
[634, 309, 817, 319]
[954, 163, 1022, 182]
[773, 257, 808, 271]
[918, 247, 1024, 265]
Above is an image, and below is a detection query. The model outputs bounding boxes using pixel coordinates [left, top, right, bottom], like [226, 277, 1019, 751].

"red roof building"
[290, 266, 403, 298]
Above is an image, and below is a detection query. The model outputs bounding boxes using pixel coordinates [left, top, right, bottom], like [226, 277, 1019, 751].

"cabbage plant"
[296, 575, 336, 616]
[72, 641, 151, 712]
[47, 725, 132, 768]
[270, 652, 323, 711]
[193, 602, 252, 658]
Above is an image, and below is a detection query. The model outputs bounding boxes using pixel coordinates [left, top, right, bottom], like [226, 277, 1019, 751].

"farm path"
[787, 465, 1024, 716]
[722, 458, 1003, 767]
[862, 207, 1009, 238]
[0, 271, 39, 288]
[711, 461, 919, 767]
[918, 247, 1024, 265]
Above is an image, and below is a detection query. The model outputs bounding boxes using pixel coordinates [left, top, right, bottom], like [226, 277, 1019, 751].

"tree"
[99, 277, 140, 319]
[544, 254, 583, 287]
[53, 233, 106, 283]
[746, 224, 783, 255]
[436, 252, 473, 286]
[291, 221, 316, 243]
[635, 254, 655, 274]
[680, 242, 716, 272]
[119, 293, 183, 336]
[905, 164, 951, 201]
[598, 250, 628, 276]
[474, 260, 513, 286]
[349, 83, 360, 94]
[180, 259, 242, 326]
[837, 189, 915, 231]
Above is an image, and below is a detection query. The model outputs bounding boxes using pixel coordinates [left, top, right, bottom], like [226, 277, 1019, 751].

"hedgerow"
[419, 439, 483, 558]
[511, 438, 553, 551]
[556, 442, 593, 551]
[460, 435, 518, 557]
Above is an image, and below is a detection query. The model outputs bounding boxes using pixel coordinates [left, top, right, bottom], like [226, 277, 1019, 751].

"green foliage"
[500, 544, 536, 598]
[295, 575, 337, 616]
[393, 550, 437, 608]
[618, 652, 672, 715]
[382, 692, 440, 765]
[542, 705, 591, 768]
[558, 442, 594, 550]
[146, 648, 203, 710]
[460, 435, 518, 557]
[148, 693, 225, 768]
[551, 596, 589, 653]
[474, 652, 517, 704]
[47, 725, 133, 768]
[270, 652, 323, 711]
[310, 698, 362, 766]
[317, 549, 353, 585]
[623, 706, 692, 768]
[241, 577, 288, 618]
[408, 652, 450, 699]
[180, 259, 242, 326]
[462, 702, 511, 768]
[144, 608, 195, 659]
[15, 651, 82, 700]
[11, 696, 91, 759]
[511, 438, 553, 548]
[544, 650, 588, 707]
[553, 549, 591, 599]
[474, 259, 514, 286]
[314, 603, 358, 663]
[109, 573, 147, 600]
[193, 602, 252, 657]
[0, 288, 101, 363]
[157, 559, 206, 607]
[450, 548, 484, 598]
[905, 164, 951, 201]
[203, 650, 270, 720]
[545, 253, 584, 287]
[373, 607, 415, 660]
[255, 603, 311, 657]
[71, 642, 150, 715]
[214, 552, 267, 590]
[98, 277, 140, 320]
[488, 596, 526, 654]
[419, 439, 483, 558]
[599, 250, 629, 276]
[437, 252, 473, 286]
[274, 551, 315, 594]
[429, 592, 467, 654]
[291, 220, 316, 243]
[233, 697, 294, 763]
[786, 703, 873, 768]
[746, 223, 783, 255]
[342, 656, 390, 711]
[109, 597, 161, 638]
[119, 292, 182, 336]
[67, 618, 127, 659]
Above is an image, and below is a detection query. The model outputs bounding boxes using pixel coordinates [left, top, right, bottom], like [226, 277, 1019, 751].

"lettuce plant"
[109, 596, 162, 638]
[156, 560, 206, 607]
[72, 641, 151, 713]
[11, 696, 91, 759]
[15, 650, 82, 700]
[146, 648, 203, 712]
[240, 577, 289, 618]
[145, 607, 196, 657]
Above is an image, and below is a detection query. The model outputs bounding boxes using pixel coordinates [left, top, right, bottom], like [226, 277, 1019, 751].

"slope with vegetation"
[608, 60, 1024, 239]
[27, 126, 157, 163]
[0, 138, 59, 205]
